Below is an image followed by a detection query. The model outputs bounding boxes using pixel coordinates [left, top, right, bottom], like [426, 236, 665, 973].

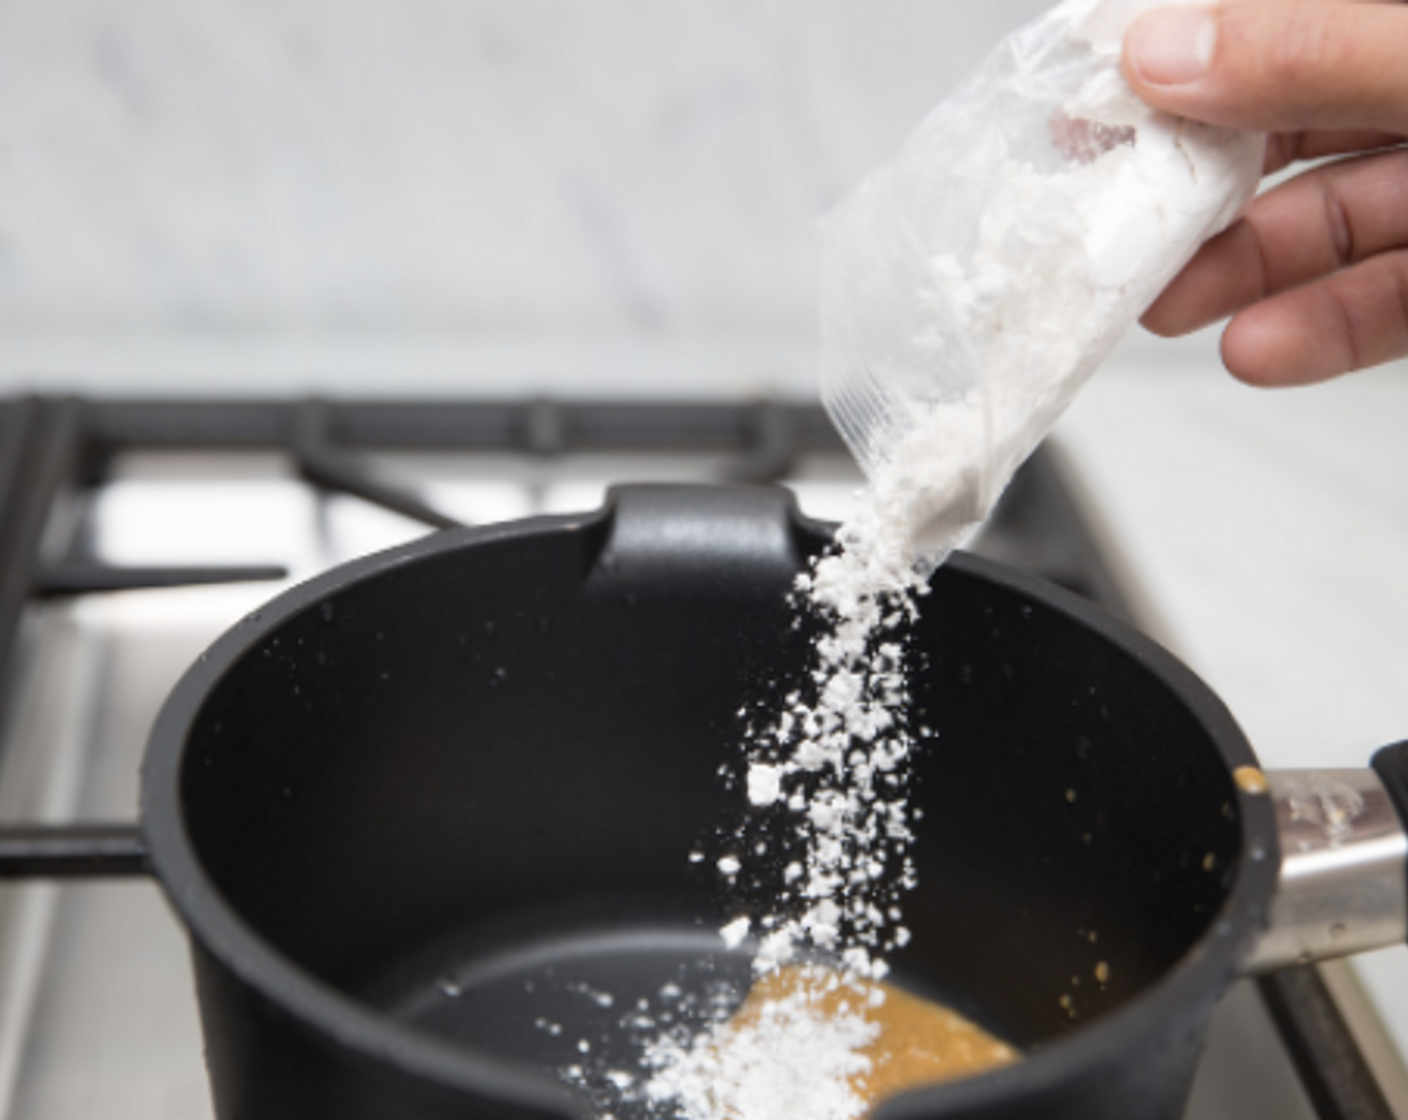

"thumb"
[1122, 2, 1408, 136]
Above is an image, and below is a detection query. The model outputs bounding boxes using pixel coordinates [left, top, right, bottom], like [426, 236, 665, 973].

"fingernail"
[1127, 7, 1217, 86]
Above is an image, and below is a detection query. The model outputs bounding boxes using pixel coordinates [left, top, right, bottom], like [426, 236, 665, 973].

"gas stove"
[0, 395, 1397, 1119]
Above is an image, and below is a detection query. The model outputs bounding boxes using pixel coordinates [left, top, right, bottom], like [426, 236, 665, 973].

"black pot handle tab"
[1370, 742, 1408, 837]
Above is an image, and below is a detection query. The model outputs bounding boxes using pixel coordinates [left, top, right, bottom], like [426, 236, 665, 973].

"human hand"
[1121, 1, 1408, 385]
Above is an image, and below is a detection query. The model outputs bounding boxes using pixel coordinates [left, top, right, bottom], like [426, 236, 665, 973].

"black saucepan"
[138, 483, 1408, 1120]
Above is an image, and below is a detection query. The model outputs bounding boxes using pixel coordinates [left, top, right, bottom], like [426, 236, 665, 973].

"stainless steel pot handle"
[1241, 744, 1408, 975]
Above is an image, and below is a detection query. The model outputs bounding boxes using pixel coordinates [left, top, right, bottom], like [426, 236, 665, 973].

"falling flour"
[639, 477, 931, 1120]
[625, 1, 1263, 1117]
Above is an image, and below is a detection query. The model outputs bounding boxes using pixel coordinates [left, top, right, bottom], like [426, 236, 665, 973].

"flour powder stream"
[561, 0, 1262, 1115]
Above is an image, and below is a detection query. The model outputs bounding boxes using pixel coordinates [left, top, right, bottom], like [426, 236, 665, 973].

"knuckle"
[1318, 177, 1355, 266]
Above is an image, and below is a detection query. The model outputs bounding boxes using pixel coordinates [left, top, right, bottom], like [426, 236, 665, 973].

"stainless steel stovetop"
[0, 396, 1396, 1120]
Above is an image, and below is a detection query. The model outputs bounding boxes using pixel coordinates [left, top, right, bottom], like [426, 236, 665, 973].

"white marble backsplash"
[0, 0, 1054, 347]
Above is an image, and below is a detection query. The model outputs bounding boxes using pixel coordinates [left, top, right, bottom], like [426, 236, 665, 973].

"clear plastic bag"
[819, 0, 1264, 564]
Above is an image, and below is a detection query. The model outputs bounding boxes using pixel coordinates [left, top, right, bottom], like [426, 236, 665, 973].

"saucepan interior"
[153, 487, 1276, 1117]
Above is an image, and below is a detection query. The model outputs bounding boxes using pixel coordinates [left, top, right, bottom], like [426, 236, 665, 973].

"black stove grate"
[0, 393, 1392, 1120]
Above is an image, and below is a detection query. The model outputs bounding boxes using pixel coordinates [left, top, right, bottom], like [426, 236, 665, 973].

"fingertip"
[1138, 303, 1184, 338]
[1120, 16, 1166, 106]
[1220, 319, 1281, 387]
[1221, 306, 1345, 387]
[1222, 309, 1285, 386]
[1128, 2, 1408, 137]
[1139, 266, 1211, 338]
[1139, 225, 1259, 338]
[1124, 6, 1219, 91]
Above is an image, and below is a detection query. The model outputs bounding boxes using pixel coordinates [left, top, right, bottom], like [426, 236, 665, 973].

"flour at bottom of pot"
[642, 964, 879, 1120]
[639, 963, 1021, 1120]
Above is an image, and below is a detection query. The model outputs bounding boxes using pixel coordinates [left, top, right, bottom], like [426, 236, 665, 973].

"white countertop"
[1059, 358, 1408, 774]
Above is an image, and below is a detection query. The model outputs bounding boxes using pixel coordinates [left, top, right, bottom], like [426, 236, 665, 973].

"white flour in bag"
[820, 0, 1262, 561]
[624, 1, 1262, 1117]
